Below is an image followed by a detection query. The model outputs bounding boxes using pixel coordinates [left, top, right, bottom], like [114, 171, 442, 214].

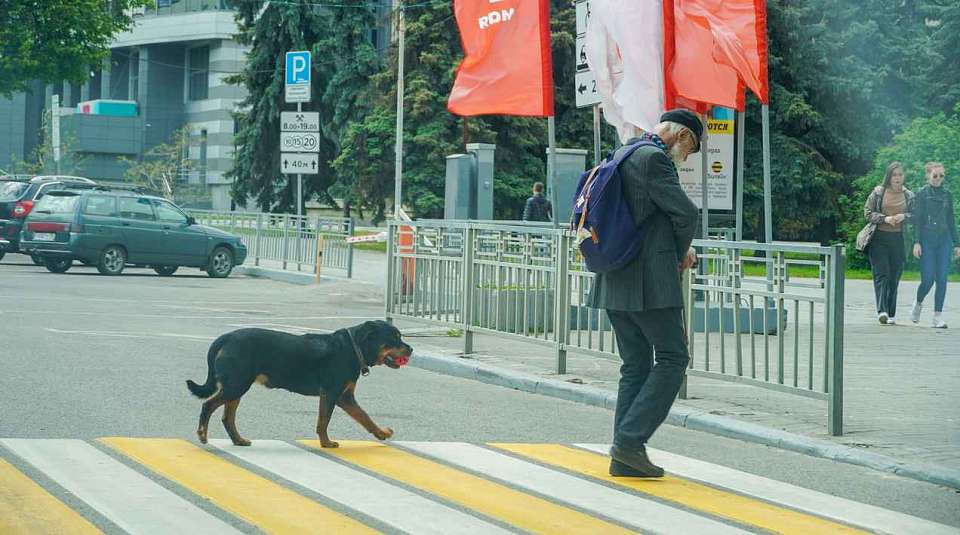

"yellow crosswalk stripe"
[100, 438, 378, 535]
[491, 444, 868, 535]
[0, 458, 103, 535]
[301, 440, 639, 535]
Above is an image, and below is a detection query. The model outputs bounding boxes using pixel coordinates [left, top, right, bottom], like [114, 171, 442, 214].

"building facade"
[0, 0, 246, 210]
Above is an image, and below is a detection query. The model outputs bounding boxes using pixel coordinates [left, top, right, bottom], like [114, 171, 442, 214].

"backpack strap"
[572, 140, 657, 235]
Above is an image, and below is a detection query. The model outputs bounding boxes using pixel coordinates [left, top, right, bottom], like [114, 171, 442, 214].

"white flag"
[584, 0, 665, 142]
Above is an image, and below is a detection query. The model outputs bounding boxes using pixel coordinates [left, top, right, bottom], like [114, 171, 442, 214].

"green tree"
[122, 126, 202, 203]
[0, 0, 150, 97]
[226, 0, 333, 212]
[9, 109, 87, 176]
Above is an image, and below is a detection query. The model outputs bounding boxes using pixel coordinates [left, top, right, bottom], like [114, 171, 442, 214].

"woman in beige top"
[863, 162, 915, 324]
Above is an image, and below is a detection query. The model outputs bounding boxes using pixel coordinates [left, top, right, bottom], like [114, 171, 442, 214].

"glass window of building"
[189, 46, 209, 101]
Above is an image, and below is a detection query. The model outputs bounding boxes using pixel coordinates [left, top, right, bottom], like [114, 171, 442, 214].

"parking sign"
[285, 51, 311, 103]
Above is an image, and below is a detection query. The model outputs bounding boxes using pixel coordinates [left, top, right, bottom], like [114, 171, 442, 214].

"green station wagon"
[19, 189, 247, 277]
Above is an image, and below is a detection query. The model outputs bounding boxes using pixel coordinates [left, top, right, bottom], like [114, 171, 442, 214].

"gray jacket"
[588, 142, 700, 311]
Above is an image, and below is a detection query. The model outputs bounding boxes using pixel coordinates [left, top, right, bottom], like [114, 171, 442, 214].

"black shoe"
[609, 445, 665, 478]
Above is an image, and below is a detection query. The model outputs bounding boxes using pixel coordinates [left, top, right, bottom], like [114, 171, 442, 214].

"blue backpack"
[570, 141, 654, 273]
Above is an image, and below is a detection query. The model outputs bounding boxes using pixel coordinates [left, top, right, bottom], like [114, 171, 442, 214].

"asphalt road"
[1, 253, 958, 529]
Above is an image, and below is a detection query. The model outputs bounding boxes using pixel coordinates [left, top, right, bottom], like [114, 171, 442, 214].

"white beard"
[669, 144, 687, 165]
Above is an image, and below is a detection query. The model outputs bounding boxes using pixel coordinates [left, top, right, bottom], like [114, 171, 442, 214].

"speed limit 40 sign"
[280, 132, 320, 152]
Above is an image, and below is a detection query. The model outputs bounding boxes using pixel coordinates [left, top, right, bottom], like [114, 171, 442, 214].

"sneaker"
[887, 317, 897, 325]
[878, 312, 889, 324]
[609, 445, 665, 478]
[910, 302, 922, 323]
[933, 314, 948, 329]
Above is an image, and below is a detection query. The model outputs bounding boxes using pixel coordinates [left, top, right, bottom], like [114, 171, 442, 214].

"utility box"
[547, 148, 589, 224]
[467, 143, 495, 220]
[444, 154, 475, 219]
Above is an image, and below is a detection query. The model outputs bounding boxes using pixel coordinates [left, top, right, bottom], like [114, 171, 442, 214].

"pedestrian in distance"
[522, 182, 552, 222]
[861, 162, 914, 325]
[909, 162, 959, 328]
[588, 109, 701, 478]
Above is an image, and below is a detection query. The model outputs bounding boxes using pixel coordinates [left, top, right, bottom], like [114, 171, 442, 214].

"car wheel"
[44, 257, 72, 273]
[154, 265, 178, 276]
[30, 253, 44, 266]
[207, 246, 234, 278]
[97, 245, 126, 275]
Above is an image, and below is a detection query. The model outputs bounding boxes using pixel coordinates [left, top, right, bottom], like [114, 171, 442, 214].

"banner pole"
[700, 111, 709, 239]
[548, 115, 558, 228]
[592, 104, 601, 166]
[393, 1, 406, 220]
[761, 104, 772, 243]
[735, 109, 745, 241]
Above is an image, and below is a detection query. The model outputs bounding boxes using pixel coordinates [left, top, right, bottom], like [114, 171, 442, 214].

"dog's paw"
[374, 427, 394, 440]
[232, 438, 252, 447]
[320, 440, 340, 448]
[197, 428, 208, 444]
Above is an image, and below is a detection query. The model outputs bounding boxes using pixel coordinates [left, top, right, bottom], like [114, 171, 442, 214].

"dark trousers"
[917, 234, 954, 312]
[868, 231, 905, 316]
[606, 307, 689, 448]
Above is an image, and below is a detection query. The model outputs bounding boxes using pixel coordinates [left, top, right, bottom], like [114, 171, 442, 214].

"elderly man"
[589, 109, 702, 478]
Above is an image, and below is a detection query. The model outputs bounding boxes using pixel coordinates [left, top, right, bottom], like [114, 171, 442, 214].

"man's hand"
[893, 213, 906, 224]
[913, 243, 922, 259]
[954, 247, 960, 260]
[680, 247, 697, 271]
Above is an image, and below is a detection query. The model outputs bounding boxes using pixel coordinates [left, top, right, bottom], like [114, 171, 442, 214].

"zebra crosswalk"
[0, 438, 955, 535]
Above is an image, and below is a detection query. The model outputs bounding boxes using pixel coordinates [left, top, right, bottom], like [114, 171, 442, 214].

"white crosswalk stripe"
[209, 439, 515, 535]
[578, 443, 959, 535]
[0, 438, 241, 535]
[399, 441, 751, 535]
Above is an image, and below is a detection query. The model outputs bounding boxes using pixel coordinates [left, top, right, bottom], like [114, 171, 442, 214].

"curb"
[411, 352, 960, 491]
[234, 266, 319, 285]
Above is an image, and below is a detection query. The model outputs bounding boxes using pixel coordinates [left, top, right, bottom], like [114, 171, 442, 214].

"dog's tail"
[186, 335, 226, 398]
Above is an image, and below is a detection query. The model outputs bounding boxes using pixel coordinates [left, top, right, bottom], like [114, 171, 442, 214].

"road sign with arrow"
[281, 153, 319, 175]
[574, 1, 600, 108]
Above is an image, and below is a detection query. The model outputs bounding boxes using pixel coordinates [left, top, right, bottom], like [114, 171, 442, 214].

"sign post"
[284, 51, 313, 218]
[575, 0, 601, 166]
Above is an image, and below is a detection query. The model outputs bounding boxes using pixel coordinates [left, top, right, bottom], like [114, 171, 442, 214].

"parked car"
[19, 188, 247, 277]
[0, 175, 97, 262]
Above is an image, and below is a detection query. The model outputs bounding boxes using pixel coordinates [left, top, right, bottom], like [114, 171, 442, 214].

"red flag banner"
[665, 0, 769, 111]
[447, 0, 554, 117]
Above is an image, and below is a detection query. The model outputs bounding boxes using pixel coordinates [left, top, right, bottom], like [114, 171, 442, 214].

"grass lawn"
[351, 230, 387, 253]
[742, 263, 960, 281]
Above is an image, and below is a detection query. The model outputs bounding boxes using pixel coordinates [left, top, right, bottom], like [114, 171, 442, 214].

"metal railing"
[385, 219, 846, 435]
[188, 210, 354, 277]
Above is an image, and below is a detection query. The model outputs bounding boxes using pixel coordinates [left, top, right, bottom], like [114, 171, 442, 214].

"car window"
[0, 181, 29, 201]
[34, 183, 61, 200]
[33, 194, 80, 214]
[83, 195, 118, 217]
[154, 200, 188, 224]
[118, 197, 156, 221]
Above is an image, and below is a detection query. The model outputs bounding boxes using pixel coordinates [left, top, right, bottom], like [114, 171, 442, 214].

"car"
[19, 188, 247, 277]
[0, 175, 97, 262]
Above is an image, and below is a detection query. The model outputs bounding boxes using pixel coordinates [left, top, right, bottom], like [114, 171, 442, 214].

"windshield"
[32, 194, 80, 214]
[0, 181, 29, 201]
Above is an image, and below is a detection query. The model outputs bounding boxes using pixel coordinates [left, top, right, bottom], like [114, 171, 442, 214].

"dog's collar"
[347, 329, 370, 376]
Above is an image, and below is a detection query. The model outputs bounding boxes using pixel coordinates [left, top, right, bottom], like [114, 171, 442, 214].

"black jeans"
[868, 231, 905, 316]
[606, 307, 689, 449]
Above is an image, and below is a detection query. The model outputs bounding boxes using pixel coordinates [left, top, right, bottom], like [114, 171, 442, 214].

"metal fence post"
[253, 213, 263, 266]
[281, 214, 290, 270]
[555, 231, 570, 374]
[385, 222, 396, 323]
[346, 218, 355, 279]
[461, 225, 476, 355]
[828, 245, 845, 436]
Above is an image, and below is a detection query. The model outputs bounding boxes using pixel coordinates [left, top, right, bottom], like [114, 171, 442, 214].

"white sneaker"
[933, 314, 948, 329]
[910, 302, 922, 323]
[878, 312, 889, 324]
[887, 317, 897, 325]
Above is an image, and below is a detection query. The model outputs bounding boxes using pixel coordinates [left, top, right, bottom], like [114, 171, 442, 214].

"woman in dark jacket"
[863, 162, 914, 324]
[909, 162, 960, 328]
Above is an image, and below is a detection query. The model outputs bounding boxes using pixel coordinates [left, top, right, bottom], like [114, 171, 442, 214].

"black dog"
[186, 320, 412, 447]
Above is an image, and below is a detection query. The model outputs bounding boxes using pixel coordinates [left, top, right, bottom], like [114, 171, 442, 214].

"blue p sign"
[285, 51, 311, 85]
